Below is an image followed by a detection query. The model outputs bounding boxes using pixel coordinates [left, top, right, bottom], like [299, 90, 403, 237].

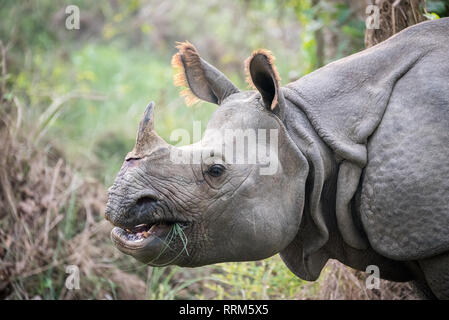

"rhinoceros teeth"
[122, 223, 153, 241]
[121, 222, 177, 241]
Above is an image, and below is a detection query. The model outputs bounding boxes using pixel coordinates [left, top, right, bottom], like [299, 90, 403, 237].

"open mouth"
[111, 222, 175, 249]
[107, 195, 191, 264]
[110, 219, 191, 266]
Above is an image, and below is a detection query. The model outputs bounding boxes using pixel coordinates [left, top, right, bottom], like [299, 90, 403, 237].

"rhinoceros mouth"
[111, 220, 188, 249]
[110, 219, 191, 266]
[107, 190, 192, 264]
[111, 223, 168, 248]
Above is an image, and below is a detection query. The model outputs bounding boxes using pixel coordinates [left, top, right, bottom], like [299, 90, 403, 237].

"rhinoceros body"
[106, 18, 449, 299]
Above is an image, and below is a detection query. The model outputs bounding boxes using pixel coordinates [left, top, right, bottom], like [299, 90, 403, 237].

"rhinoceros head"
[105, 42, 309, 267]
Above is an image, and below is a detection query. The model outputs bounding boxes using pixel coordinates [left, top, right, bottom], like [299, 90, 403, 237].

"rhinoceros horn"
[126, 101, 168, 160]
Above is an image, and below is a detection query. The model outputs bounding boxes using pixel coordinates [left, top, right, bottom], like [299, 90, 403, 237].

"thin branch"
[0, 40, 7, 99]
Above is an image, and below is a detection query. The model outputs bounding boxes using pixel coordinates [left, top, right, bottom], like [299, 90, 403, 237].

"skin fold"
[106, 18, 449, 299]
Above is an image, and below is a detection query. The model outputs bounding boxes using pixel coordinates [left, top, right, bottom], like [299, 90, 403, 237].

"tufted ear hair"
[245, 49, 285, 119]
[171, 41, 239, 106]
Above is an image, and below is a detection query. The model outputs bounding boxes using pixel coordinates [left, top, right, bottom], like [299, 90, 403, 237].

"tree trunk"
[312, 0, 325, 68]
[365, 0, 426, 48]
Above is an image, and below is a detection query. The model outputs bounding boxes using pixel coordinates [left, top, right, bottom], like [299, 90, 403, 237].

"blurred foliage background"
[0, 0, 446, 300]
[0, 0, 375, 187]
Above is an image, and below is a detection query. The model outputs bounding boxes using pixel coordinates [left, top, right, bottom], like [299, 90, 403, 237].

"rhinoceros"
[105, 18, 449, 299]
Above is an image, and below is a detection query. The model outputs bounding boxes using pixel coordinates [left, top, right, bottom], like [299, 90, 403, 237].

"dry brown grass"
[296, 260, 419, 300]
[0, 95, 150, 299]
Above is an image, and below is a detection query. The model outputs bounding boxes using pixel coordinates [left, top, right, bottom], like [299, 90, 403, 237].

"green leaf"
[424, 12, 440, 20]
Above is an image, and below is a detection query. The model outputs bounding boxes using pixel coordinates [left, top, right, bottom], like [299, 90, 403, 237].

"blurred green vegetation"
[2, 0, 370, 187]
[1, 0, 444, 300]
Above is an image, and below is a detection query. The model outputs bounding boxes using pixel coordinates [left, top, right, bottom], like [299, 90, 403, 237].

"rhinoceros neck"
[280, 95, 396, 273]
[281, 91, 344, 250]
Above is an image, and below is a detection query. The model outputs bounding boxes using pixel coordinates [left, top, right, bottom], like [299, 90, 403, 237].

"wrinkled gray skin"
[106, 19, 449, 299]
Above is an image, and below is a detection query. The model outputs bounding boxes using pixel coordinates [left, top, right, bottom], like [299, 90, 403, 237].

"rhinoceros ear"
[171, 41, 239, 106]
[245, 49, 285, 119]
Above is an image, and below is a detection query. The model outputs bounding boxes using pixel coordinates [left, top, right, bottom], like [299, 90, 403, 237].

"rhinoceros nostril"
[136, 195, 158, 207]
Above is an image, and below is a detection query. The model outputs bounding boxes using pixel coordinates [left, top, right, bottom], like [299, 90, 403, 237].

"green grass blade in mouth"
[149, 224, 177, 264]
[149, 223, 189, 267]
[173, 223, 189, 256]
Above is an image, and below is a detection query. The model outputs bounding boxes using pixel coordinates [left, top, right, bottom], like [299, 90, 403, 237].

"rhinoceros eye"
[207, 164, 225, 177]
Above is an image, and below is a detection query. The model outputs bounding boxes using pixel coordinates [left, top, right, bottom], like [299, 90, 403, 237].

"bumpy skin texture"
[106, 19, 449, 299]
[361, 51, 449, 260]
